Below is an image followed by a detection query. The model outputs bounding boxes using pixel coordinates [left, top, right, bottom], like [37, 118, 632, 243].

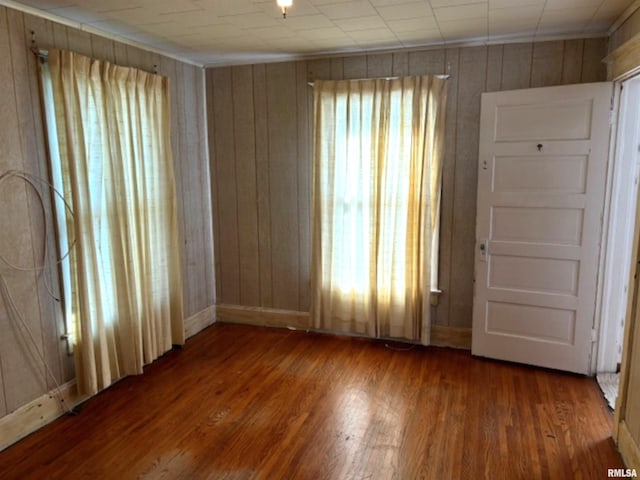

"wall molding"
[618, 421, 640, 469]
[0, 381, 86, 452]
[215, 304, 472, 349]
[431, 325, 472, 349]
[216, 304, 310, 330]
[184, 305, 217, 339]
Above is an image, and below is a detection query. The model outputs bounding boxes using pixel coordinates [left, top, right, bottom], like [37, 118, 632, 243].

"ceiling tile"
[375, 2, 433, 20]
[433, 3, 488, 22]
[47, 6, 102, 23]
[543, 0, 603, 10]
[387, 16, 439, 32]
[539, 6, 599, 24]
[489, 5, 543, 21]
[333, 15, 388, 32]
[489, 19, 538, 36]
[316, 0, 378, 19]
[221, 12, 281, 28]
[249, 25, 298, 39]
[193, 0, 262, 15]
[347, 27, 398, 42]
[429, 0, 485, 7]
[489, 0, 544, 8]
[438, 17, 488, 39]
[395, 28, 442, 44]
[279, 14, 335, 30]
[299, 26, 353, 40]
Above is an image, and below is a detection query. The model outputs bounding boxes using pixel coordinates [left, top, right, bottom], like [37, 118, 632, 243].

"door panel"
[472, 82, 612, 374]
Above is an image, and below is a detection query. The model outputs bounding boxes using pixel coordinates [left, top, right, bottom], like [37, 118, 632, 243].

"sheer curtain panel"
[311, 76, 447, 343]
[44, 49, 184, 395]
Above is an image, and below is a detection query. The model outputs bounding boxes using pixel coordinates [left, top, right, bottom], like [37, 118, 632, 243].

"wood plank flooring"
[0, 323, 624, 479]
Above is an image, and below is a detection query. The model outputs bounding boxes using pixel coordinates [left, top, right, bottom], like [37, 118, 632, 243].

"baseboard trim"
[184, 305, 217, 339]
[216, 304, 472, 349]
[216, 304, 311, 330]
[618, 420, 640, 469]
[431, 325, 472, 349]
[0, 381, 86, 452]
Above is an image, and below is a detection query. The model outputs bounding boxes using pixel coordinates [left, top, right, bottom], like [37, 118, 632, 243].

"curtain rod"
[307, 74, 450, 86]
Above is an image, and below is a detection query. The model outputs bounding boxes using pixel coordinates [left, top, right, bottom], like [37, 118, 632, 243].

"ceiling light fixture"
[277, 0, 292, 19]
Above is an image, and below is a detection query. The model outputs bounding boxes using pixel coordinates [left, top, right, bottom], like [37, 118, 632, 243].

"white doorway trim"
[596, 75, 640, 374]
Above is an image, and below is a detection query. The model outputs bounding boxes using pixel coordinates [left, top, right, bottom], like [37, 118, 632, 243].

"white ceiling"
[7, 0, 637, 66]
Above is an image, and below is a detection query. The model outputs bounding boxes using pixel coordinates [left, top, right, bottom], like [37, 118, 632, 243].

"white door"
[472, 82, 613, 375]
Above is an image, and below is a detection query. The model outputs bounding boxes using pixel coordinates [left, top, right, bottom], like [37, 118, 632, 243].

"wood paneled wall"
[610, 7, 640, 53]
[207, 38, 608, 328]
[0, 5, 214, 419]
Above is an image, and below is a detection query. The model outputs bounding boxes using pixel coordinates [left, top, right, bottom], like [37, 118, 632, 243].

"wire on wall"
[0, 169, 77, 415]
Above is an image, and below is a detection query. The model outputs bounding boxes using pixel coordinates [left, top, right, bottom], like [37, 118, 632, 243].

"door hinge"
[591, 328, 598, 343]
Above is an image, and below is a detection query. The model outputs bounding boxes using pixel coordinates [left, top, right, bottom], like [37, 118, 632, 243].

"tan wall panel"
[232, 65, 260, 307]
[179, 63, 211, 317]
[210, 67, 241, 305]
[437, 47, 460, 327]
[50, 21, 67, 50]
[266, 62, 301, 311]
[501, 43, 533, 90]
[308, 58, 331, 80]
[531, 41, 564, 88]
[449, 46, 487, 328]
[582, 38, 608, 82]
[197, 67, 215, 310]
[7, 8, 64, 394]
[89, 34, 115, 63]
[0, 7, 48, 413]
[343, 55, 367, 79]
[392, 51, 409, 76]
[485, 44, 503, 92]
[252, 64, 274, 308]
[367, 52, 393, 77]
[561, 39, 584, 85]
[330, 57, 343, 79]
[65, 27, 91, 57]
[296, 62, 311, 312]
[408, 49, 446, 76]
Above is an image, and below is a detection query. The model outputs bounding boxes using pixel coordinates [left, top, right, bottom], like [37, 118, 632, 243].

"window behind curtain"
[39, 50, 184, 395]
[311, 76, 448, 343]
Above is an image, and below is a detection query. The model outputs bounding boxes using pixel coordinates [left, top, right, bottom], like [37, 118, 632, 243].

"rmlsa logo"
[608, 469, 638, 478]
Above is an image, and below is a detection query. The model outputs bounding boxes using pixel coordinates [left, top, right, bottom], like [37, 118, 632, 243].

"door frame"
[613, 119, 640, 466]
[595, 74, 640, 374]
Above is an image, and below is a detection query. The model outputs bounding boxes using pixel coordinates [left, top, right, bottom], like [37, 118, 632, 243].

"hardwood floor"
[0, 323, 624, 479]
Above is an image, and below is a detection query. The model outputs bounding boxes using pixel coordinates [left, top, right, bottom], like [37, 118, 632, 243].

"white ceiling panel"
[376, 1, 433, 20]
[433, 3, 488, 21]
[386, 16, 439, 32]
[5, 0, 636, 66]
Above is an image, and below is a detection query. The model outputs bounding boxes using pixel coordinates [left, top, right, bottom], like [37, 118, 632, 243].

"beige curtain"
[46, 50, 184, 395]
[311, 76, 448, 344]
